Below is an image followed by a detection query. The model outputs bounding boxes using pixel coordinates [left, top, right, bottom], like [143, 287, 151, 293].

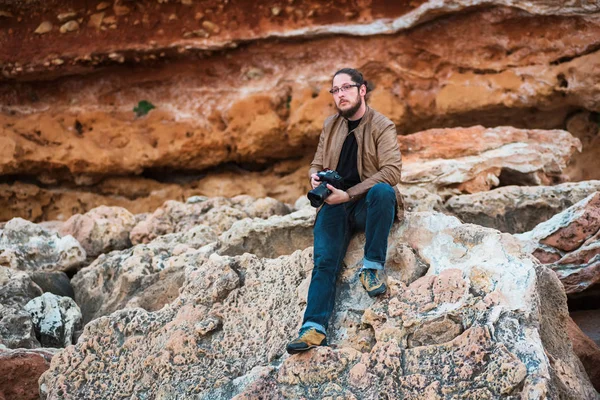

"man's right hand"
[310, 173, 321, 189]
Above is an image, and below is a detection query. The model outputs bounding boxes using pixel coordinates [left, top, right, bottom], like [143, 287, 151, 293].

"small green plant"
[134, 100, 155, 117]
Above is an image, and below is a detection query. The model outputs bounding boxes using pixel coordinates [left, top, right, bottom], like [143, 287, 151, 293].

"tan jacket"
[309, 106, 404, 219]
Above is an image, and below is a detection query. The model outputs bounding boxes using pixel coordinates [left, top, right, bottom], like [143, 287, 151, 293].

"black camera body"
[307, 170, 345, 208]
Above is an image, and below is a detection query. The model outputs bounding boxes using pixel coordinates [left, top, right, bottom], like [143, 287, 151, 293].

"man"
[286, 68, 403, 354]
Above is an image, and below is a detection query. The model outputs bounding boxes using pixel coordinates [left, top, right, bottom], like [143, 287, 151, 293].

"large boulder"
[130, 196, 290, 245]
[218, 207, 315, 258]
[446, 180, 600, 233]
[0, 218, 85, 273]
[400, 126, 581, 195]
[58, 206, 136, 258]
[39, 212, 597, 399]
[72, 224, 218, 324]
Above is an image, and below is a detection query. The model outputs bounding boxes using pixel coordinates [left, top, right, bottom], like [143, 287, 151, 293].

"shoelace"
[364, 270, 378, 286]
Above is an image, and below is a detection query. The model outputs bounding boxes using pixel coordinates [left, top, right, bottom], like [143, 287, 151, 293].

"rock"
[399, 185, 445, 213]
[59, 205, 136, 258]
[28, 271, 74, 299]
[39, 212, 597, 399]
[218, 207, 315, 258]
[130, 196, 290, 244]
[72, 224, 218, 323]
[24, 293, 82, 348]
[567, 316, 600, 392]
[400, 126, 581, 195]
[0, 266, 42, 349]
[516, 192, 600, 295]
[59, 20, 79, 33]
[446, 180, 600, 233]
[0, 347, 58, 400]
[0, 218, 86, 273]
[88, 12, 104, 29]
[56, 12, 77, 22]
[34, 21, 53, 34]
[96, 2, 110, 11]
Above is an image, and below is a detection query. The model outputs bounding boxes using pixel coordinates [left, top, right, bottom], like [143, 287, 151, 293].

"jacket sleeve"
[346, 123, 402, 198]
[308, 128, 325, 181]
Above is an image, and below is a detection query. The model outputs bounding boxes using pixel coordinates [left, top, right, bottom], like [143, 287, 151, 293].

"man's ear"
[360, 84, 367, 97]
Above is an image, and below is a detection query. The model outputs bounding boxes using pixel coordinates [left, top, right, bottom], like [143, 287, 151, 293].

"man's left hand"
[325, 184, 350, 205]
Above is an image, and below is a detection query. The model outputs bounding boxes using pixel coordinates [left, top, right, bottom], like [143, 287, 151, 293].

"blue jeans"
[301, 183, 396, 335]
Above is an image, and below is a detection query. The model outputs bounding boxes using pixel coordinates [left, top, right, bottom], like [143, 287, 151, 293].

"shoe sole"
[286, 340, 328, 355]
[363, 283, 387, 297]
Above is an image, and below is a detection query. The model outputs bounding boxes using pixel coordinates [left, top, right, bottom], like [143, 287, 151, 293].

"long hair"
[332, 68, 374, 102]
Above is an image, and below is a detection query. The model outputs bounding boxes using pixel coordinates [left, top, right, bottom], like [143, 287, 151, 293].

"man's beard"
[337, 96, 362, 119]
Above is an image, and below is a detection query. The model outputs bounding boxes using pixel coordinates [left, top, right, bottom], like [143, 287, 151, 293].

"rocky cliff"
[1, 0, 600, 399]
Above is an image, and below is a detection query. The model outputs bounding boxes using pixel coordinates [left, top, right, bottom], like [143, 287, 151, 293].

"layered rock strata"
[516, 192, 600, 296]
[0, 125, 582, 223]
[39, 212, 598, 399]
[1, 1, 599, 192]
[446, 180, 600, 233]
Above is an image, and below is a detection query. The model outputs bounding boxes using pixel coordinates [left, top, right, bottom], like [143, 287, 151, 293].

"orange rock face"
[1, 1, 600, 185]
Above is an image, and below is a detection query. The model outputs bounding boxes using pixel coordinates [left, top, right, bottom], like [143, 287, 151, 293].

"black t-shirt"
[336, 118, 362, 191]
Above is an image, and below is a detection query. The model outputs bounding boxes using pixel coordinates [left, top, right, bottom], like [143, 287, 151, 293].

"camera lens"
[307, 183, 332, 208]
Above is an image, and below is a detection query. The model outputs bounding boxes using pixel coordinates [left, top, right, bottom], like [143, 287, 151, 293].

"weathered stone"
[0, 218, 86, 272]
[446, 180, 600, 233]
[130, 196, 290, 244]
[56, 12, 77, 22]
[34, 21, 52, 34]
[59, 20, 79, 33]
[516, 192, 600, 295]
[567, 316, 600, 392]
[24, 293, 82, 348]
[39, 212, 597, 399]
[0, 347, 58, 400]
[59, 205, 136, 258]
[28, 271, 74, 299]
[88, 12, 104, 29]
[72, 224, 218, 323]
[0, 266, 42, 349]
[400, 126, 581, 195]
[218, 207, 314, 258]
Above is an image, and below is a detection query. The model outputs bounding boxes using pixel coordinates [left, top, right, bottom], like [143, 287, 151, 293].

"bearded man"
[286, 68, 404, 354]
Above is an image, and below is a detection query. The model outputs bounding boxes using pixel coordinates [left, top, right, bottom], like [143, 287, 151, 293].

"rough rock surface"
[218, 207, 315, 259]
[0, 266, 42, 349]
[130, 195, 290, 244]
[0, 218, 85, 272]
[516, 192, 600, 295]
[0, 347, 58, 400]
[2, 2, 600, 221]
[39, 212, 597, 399]
[400, 126, 581, 194]
[58, 205, 136, 258]
[446, 180, 600, 233]
[24, 293, 82, 348]
[72, 225, 218, 324]
[567, 316, 600, 392]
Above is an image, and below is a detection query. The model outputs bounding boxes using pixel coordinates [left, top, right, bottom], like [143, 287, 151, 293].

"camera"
[307, 170, 345, 208]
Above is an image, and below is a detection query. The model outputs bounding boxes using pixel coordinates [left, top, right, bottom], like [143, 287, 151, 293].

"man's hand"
[324, 184, 350, 205]
[310, 173, 321, 189]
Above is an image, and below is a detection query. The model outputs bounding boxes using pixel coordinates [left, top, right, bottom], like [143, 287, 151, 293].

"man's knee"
[367, 183, 396, 203]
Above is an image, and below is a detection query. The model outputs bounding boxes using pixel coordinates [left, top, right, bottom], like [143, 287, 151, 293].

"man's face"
[331, 73, 365, 119]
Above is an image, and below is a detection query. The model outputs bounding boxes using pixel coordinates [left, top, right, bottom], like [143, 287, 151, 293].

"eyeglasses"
[329, 83, 360, 95]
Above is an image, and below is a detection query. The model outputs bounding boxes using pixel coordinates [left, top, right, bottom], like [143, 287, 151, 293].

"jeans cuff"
[301, 321, 326, 335]
[360, 257, 384, 271]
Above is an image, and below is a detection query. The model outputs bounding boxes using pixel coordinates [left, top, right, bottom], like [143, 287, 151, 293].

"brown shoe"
[286, 328, 327, 354]
[359, 269, 387, 297]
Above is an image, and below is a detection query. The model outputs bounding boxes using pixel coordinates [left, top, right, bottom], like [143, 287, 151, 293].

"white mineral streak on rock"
[0, 218, 85, 272]
[24, 293, 82, 348]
